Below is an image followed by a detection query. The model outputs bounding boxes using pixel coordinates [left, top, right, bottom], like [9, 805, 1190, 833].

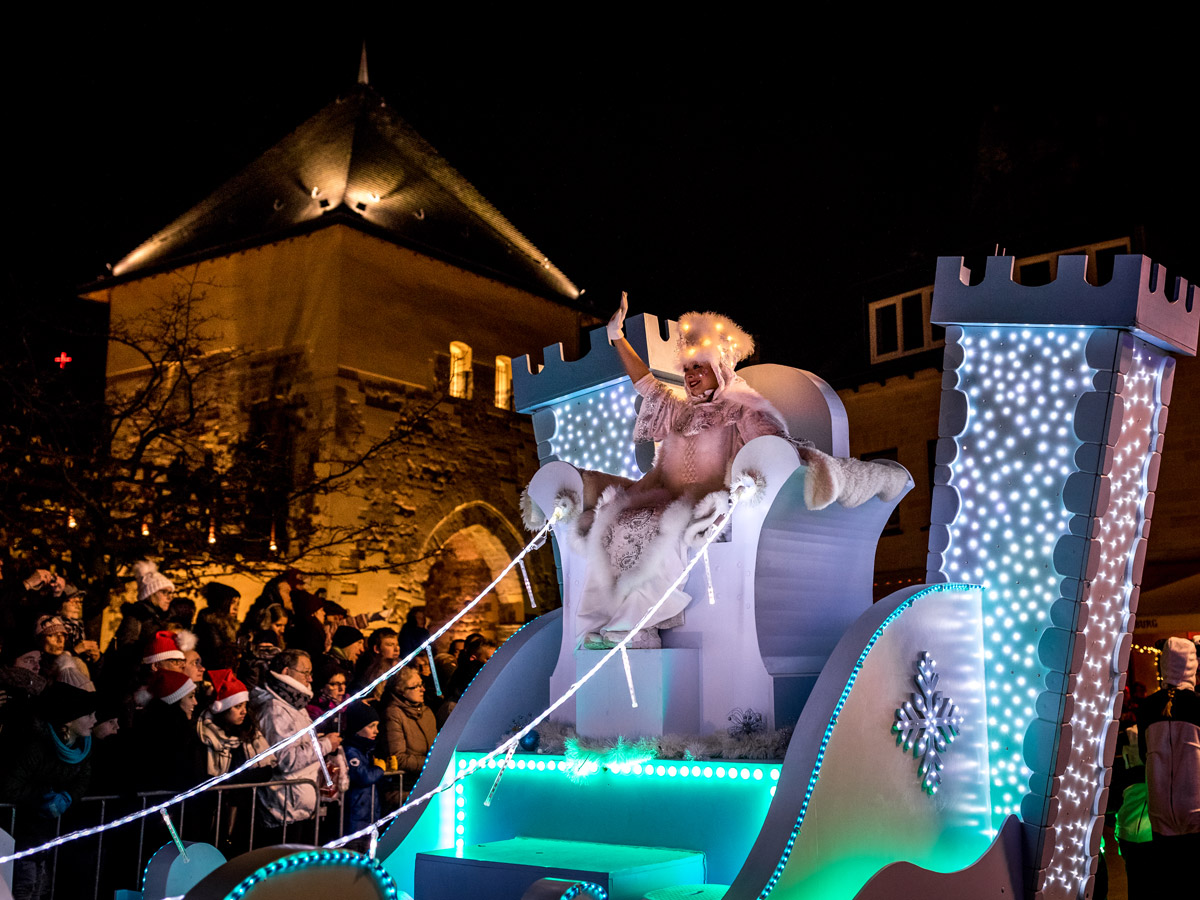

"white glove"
[607, 292, 628, 342]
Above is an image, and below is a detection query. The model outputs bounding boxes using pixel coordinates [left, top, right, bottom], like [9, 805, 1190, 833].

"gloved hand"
[39, 790, 72, 819]
[607, 291, 629, 342]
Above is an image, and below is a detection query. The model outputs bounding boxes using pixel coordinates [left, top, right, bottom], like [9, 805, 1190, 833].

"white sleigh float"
[373, 314, 1014, 900]
[143, 254, 1196, 900]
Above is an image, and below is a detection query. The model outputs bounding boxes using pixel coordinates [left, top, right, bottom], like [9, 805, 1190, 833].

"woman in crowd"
[194, 582, 241, 670]
[130, 669, 203, 792]
[35, 615, 92, 689]
[378, 666, 437, 790]
[307, 666, 348, 733]
[570, 295, 787, 649]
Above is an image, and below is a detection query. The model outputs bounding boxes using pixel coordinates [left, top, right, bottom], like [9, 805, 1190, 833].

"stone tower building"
[85, 67, 595, 641]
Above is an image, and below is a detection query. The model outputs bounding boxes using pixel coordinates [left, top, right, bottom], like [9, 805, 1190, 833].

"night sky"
[8, 23, 1196, 379]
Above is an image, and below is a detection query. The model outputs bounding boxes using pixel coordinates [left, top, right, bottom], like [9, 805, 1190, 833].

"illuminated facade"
[85, 73, 597, 632]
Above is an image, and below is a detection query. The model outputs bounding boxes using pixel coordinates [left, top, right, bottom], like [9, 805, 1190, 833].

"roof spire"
[358, 42, 369, 85]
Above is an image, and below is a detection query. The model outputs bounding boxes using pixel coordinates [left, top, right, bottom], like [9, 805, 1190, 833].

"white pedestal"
[574, 649, 699, 738]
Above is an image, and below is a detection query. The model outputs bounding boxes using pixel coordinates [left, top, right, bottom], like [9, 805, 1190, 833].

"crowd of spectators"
[0, 559, 498, 897]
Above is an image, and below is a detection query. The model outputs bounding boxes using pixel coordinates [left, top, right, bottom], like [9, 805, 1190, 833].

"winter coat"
[1139, 685, 1200, 836]
[129, 700, 206, 793]
[1138, 637, 1200, 837]
[99, 599, 168, 697]
[247, 675, 336, 826]
[237, 643, 280, 692]
[377, 691, 437, 782]
[344, 738, 386, 834]
[110, 599, 169, 653]
[0, 719, 92, 842]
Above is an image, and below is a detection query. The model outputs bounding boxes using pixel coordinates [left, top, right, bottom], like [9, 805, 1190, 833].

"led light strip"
[0, 511, 566, 865]
[453, 754, 780, 854]
[223, 849, 398, 900]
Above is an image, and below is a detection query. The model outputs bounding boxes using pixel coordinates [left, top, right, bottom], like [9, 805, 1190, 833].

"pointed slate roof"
[109, 83, 580, 302]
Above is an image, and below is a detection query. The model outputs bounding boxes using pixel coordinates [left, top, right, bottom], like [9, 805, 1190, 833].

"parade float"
[12, 252, 1195, 900]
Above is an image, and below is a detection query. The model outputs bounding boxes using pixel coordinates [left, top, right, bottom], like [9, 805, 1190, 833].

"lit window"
[449, 342, 472, 399]
[494, 356, 513, 410]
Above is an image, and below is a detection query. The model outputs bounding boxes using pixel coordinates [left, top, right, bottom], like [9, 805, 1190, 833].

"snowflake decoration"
[893, 651, 964, 794]
[728, 707, 765, 737]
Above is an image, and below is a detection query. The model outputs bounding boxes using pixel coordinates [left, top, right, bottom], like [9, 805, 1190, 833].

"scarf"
[397, 695, 428, 721]
[50, 727, 91, 764]
[268, 671, 313, 710]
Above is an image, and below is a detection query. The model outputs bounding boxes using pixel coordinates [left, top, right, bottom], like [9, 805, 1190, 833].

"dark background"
[5, 20, 1195, 383]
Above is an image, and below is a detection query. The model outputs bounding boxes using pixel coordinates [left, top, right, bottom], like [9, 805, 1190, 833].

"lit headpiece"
[676, 311, 754, 395]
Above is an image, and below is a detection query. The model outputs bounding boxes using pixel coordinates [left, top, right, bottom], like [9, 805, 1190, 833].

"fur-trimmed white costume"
[573, 372, 787, 644]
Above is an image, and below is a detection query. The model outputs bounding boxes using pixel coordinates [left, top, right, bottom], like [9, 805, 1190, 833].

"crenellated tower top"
[513, 313, 682, 414]
[931, 254, 1198, 356]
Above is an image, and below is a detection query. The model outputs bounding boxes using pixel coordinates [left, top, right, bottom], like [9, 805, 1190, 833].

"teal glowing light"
[759, 583, 976, 899]
[449, 751, 781, 885]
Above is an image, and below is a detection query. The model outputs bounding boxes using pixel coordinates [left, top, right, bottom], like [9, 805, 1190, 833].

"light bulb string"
[327, 482, 751, 848]
[0, 509, 566, 865]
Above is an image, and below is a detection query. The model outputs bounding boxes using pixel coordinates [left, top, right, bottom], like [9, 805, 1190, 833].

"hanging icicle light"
[208, 519, 217, 545]
[269, 522, 278, 553]
[67, 512, 77, 529]
[141, 518, 150, 537]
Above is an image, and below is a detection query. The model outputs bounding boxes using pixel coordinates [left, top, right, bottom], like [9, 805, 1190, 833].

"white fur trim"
[143, 648, 185, 664]
[174, 629, 197, 653]
[270, 670, 314, 698]
[162, 679, 196, 705]
[685, 491, 731, 547]
[554, 489, 581, 521]
[211, 690, 250, 713]
[801, 447, 909, 511]
[520, 488, 545, 531]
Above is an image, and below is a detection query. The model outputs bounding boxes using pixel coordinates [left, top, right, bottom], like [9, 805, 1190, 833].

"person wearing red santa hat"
[129, 668, 204, 793]
[197, 670, 274, 779]
[142, 631, 186, 673]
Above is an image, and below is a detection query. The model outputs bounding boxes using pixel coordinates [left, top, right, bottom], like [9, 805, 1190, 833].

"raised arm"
[608, 292, 651, 383]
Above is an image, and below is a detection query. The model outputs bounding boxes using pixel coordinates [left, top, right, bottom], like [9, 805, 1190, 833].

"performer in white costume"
[574, 294, 788, 649]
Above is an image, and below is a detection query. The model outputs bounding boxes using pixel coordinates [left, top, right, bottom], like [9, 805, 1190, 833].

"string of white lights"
[0, 509, 566, 865]
[326, 476, 757, 849]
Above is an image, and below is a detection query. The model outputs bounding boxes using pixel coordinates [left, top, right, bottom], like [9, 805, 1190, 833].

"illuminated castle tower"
[928, 254, 1197, 899]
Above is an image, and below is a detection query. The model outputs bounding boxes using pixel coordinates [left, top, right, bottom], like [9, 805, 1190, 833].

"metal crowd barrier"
[2, 777, 341, 900]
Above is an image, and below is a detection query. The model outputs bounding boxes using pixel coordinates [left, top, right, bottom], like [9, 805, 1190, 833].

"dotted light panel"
[939, 328, 1092, 821]
[548, 383, 642, 478]
[1041, 344, 1165, 898]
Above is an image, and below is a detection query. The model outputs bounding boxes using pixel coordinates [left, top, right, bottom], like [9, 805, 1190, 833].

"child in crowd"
[342, 700, 386, 845]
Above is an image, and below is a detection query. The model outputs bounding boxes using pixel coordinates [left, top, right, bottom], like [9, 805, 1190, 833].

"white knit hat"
[134, 560, 175, 603]
[1160, 636, 1198, 690]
